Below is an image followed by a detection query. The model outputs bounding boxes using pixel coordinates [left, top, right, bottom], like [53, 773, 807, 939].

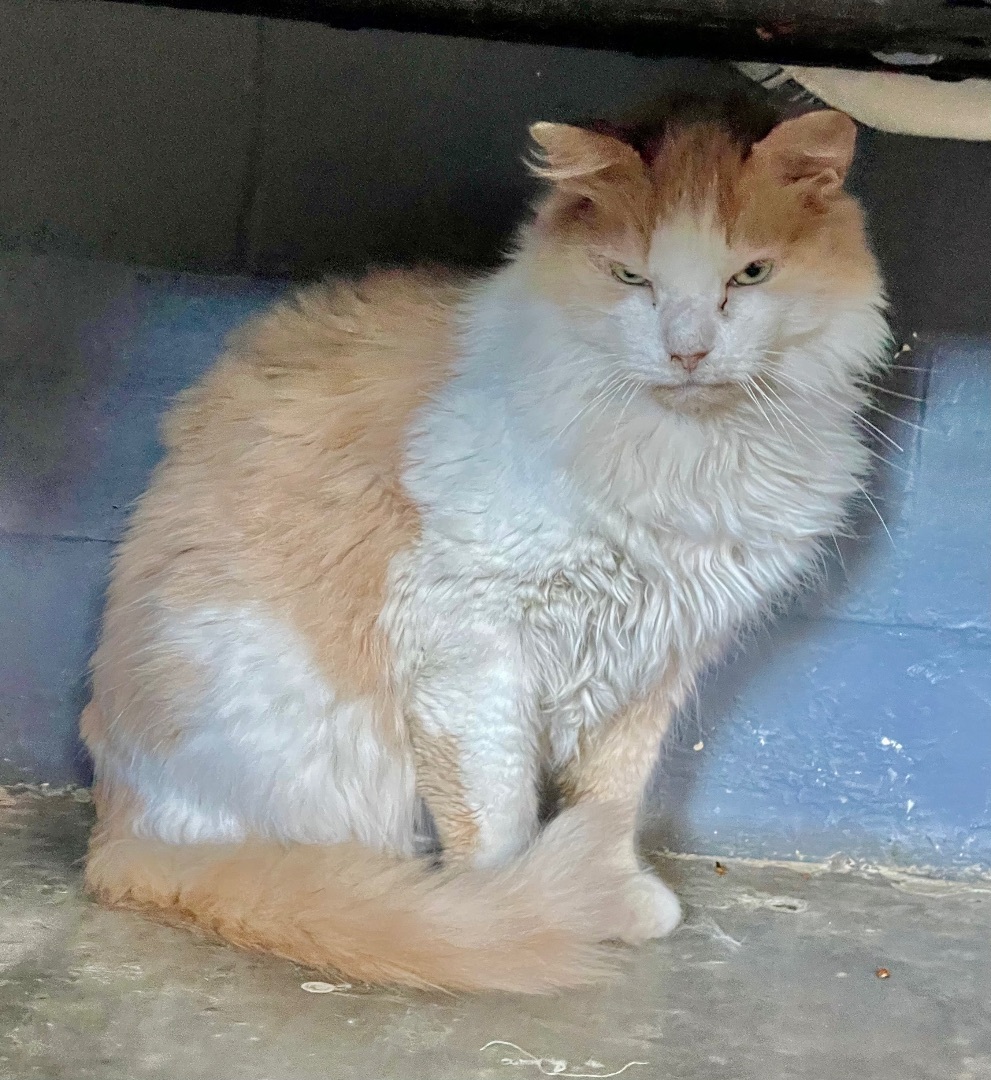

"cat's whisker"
[752, 379, 897, 547]
[863, 402, 928, 433]
[747, 380, 800, 452]
[770, 369, 908, 454]
[855, 487, 896, 549]
[744, 380, 782, 439]
[614, 380, 643, 435]
[852, 415, 906, 455]
[755, 377, 833, 453]
[757, 379, 886, 481]
[860, 385, 925, 405]
[855, 441, 912, 476]
[768, 367, 861, 406]
[594, 378, 633, 428]
[551, 372, 626, 445]
[830, 535, 848, 579]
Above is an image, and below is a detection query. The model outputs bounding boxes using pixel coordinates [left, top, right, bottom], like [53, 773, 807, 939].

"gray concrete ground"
[2, 791, 990, 1079]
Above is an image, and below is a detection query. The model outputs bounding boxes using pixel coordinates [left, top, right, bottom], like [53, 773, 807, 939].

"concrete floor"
[2, 791, 990, 1079]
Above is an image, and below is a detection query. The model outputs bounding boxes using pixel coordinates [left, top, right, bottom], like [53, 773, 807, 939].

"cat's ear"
[750, 110, 856, 200]
[528, 122, 643, 185]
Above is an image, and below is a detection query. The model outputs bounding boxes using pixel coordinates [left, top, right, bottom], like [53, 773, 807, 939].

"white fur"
[114, 607, 416, 851]
[389, 209, 888, 866]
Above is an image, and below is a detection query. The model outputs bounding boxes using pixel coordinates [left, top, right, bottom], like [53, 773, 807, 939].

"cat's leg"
[557, 694, 681, 942]
[407, 648, 540, 869]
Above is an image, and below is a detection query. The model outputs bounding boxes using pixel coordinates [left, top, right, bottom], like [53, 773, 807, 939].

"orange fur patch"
[86, 270, 464, 762]
[408, 728, 480, 858]
[557, 690, 675, 817]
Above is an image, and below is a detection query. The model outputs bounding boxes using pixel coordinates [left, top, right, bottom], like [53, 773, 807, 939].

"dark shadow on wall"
[244, 39, 755, 278]
[851, 129, 991, 337]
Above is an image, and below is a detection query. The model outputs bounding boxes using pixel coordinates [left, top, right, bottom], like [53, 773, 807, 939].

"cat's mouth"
[649, 379, 747, 414]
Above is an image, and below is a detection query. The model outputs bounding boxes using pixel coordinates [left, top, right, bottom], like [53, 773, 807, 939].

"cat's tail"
[84, 804, 641, 993]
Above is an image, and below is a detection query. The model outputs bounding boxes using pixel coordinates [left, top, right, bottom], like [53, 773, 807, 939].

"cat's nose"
[670, 351, 709, 374]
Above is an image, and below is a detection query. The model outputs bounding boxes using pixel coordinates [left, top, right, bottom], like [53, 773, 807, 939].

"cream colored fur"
[83, 107, 889, 993]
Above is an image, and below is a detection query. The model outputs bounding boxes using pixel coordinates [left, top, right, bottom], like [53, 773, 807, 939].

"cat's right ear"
[528, 122, 642, 186]
[749, 110, 857, 202]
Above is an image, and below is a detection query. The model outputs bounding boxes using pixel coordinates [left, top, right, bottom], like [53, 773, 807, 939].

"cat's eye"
[610, 263, 650, 287]
[730, 261, 774, 287]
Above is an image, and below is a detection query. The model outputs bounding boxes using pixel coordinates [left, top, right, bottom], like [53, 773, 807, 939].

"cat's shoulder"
[234, 267, 467, 378]
[162, 268, 469, 450]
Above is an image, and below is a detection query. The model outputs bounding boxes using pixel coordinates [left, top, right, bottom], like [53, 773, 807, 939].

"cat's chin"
[648, 380, 747, 417]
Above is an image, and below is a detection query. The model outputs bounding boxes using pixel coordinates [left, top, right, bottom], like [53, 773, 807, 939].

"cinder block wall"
[0, 0, 988, 870]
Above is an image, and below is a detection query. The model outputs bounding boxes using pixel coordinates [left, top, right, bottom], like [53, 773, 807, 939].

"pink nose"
[671, 351, 709, 374]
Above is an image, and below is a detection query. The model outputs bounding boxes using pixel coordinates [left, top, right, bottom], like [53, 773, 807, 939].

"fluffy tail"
[85, 805, 636, 993]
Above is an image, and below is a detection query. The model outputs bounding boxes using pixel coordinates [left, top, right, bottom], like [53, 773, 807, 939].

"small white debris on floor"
[682, 916, 745, 952]
[480, 1041, 648, 1078]
[733, 893, 809, 914]
[693, 741, 704, 752]
[300, 981, 352, 994]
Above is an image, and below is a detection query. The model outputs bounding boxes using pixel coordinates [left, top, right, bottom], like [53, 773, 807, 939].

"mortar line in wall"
[231, 17, 266, 274]
[806, 612, 987, 638]
[0, 531, 116, 545]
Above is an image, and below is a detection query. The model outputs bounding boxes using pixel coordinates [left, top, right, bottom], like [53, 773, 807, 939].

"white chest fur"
[392, 383, 859, 773]
[390, 491, 826, 771]
[386, 276, 884, 862]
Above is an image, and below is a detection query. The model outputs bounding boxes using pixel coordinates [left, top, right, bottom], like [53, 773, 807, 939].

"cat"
[81, 104, 889, 993]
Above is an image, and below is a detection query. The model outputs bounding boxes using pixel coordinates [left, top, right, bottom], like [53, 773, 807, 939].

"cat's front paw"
[616, 870, 682, 944]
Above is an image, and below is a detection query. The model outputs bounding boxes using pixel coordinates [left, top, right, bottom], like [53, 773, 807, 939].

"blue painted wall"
[0, 255, 283, 786]
[0, 252, 988, 872]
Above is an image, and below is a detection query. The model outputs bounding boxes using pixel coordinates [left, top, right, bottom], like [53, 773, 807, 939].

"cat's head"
[521, 108, 884, 417]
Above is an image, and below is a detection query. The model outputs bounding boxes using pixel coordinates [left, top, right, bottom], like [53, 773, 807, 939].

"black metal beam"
[77, 0, 991, 79]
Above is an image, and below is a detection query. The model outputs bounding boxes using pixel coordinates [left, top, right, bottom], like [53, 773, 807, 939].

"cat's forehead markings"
[648, 201, 730, 292]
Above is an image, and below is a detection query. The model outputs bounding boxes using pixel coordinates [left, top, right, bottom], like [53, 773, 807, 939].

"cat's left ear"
[528, 122, 643, 185]
[750, 110, 857, 200]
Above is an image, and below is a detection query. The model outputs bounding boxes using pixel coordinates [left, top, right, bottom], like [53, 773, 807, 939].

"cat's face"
[525, 111, 882, 416]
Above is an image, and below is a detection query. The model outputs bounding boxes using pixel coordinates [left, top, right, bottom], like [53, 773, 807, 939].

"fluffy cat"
[82, 105, 888, 993]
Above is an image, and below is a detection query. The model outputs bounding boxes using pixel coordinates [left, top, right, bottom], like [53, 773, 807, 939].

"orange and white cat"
[82, 106, 888, 992]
